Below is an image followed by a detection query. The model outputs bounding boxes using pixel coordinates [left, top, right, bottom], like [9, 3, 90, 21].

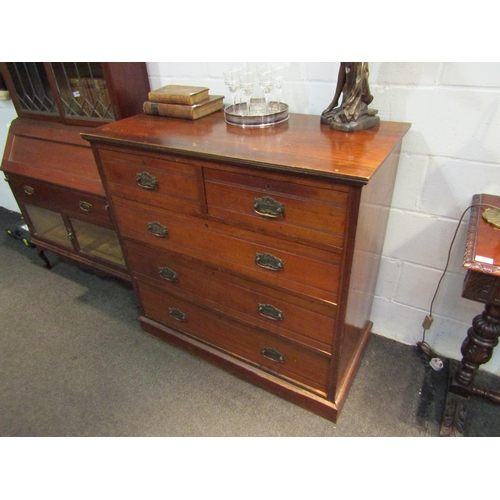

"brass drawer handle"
[136, 171, 159, 190]
[253, 196, 284, 218]
[258, 303, 284, 321]
[23, 185, 35, 195]
[148, 221, 168, 238]
[79, 201, 93, 212]
[159, 266, 178, 282]
[261, 347, 285, 363]
[255, 252, 284, 271]
[169, 308, 187, 322]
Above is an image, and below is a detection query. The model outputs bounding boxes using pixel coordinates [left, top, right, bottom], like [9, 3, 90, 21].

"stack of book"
[143, 84, 224, 120]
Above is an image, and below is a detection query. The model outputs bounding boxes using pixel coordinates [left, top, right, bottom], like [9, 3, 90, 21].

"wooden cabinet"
[83, 112, 410, 422]
[0, 63, 150, 279]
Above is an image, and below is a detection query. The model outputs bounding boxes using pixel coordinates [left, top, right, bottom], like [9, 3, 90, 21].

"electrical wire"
[418, 202, 500, 357]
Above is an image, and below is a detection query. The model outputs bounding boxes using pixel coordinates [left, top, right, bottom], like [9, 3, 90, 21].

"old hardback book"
[148, 84, 210, 105]
[143, 95, 224, 120]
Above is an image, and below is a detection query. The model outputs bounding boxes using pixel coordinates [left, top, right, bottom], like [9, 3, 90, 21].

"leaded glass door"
[4, 62, 59, 117]
[2, 62, 116, 124]
[51, 63, 115, 121]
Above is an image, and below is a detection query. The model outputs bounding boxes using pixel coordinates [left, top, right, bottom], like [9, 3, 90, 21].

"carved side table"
[440, 193, 500, 436]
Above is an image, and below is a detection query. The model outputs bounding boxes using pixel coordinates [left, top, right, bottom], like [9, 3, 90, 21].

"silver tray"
[224, 100, 289, 128]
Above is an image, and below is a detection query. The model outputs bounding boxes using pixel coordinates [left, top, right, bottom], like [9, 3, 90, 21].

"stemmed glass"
[274, 65, 284, 108]
[238, 70, 255, 115]
[258, 66, 275, 114]
[223, 69, 241, 112]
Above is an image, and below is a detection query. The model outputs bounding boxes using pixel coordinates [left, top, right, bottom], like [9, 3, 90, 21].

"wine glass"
[238, 70, 255, 115]
[258, 66, 275, 114]
[274, 65, 284, 108]
[223, 69, 240, 112]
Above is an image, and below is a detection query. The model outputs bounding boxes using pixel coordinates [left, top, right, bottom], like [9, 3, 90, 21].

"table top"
[463, 193, 500, 276]
[82, 112, 411, 186]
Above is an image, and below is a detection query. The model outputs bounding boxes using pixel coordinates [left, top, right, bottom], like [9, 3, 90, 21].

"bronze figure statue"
[321, 62, 380, 132]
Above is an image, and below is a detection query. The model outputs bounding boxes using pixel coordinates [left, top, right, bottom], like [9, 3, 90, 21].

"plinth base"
[330, 115, 381, 132]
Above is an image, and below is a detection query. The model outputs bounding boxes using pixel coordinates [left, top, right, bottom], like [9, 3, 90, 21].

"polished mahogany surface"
[84, 113, 410, 422]
[83, 112, 411, 184]
[2, 118, 103, 195]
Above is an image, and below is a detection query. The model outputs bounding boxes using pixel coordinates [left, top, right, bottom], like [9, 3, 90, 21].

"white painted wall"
[1, 62, 499, 374]
[0, 97, 19, 211]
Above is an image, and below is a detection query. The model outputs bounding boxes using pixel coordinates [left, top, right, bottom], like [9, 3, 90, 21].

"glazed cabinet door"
[21, 200, 125, 267]
[23, 203, 73, 249]
[50, 63, 115, 122]
[1, 63, 61, 120]
[68, 217, 125, 266]
[0, 62, 149, 126]
[7, 172, 127, 277]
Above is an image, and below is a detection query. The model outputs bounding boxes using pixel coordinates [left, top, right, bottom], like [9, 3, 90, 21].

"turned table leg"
[451, 303, 500, 403]
[441, 303, 500, 437]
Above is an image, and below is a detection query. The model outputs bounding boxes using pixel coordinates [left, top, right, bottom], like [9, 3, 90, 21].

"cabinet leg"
[36, 248, 52, 269]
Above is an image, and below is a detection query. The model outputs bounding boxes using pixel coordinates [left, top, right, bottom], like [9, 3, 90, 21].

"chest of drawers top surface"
[82, 112, 410, 183]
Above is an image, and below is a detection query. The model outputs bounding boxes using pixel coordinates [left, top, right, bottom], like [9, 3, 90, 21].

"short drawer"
[97, 148, 202, 214]
[137, 280, 331, 394]
[8, 174, 112, 226]
[125, 240, 336, 351]
[113, 197, 341, 304]
[204, 166, 349, 249]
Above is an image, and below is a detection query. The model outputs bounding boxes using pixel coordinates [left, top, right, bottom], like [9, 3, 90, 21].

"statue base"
[321, 107, 380, 133]
[330, 114, 380, 132]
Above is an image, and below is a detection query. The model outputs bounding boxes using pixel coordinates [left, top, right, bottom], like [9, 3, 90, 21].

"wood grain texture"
[2, 118, 103, 194]
[83, 113, 410, 183]
[85, 113, 410, 422]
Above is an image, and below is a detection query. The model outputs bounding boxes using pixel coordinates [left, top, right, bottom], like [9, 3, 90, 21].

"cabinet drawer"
[8, 174, 112, 226]
[137, 280, 331, 394]
[125, 240, 336, 351]
[97, 148, 202, 214]
[114, 197, 341, 303]
[204, 166, 349, 249]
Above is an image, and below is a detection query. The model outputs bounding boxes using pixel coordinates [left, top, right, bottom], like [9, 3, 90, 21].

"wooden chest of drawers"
[83, 112, 410, 422]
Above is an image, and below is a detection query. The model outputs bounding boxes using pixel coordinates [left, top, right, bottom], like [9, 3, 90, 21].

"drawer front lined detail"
[204, 167, 349, 249]
[125, 240, 336, 351]
[137, 280, 331, 394]
[113, 197, 341, 303]
[98, 148, 202, 214]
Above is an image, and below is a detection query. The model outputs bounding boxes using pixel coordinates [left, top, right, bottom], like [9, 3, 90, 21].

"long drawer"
[8, 174, 113, 227]
[204, 165, 349, 250]
[125, 240, 336, 351]
[137, 280, 331, 395]
[97, 148, 203, 214]
[113, 197, 341, 303]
